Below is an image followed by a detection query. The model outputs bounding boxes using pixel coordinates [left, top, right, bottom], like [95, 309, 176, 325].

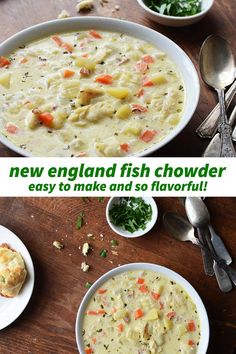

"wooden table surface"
[0, 0, 236, 157]
[0, 197, 235, 354]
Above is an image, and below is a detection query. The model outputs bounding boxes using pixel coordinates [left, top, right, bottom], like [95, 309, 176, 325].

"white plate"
[0, 225, 35, 330]
[0, 16, 200, 157]
[76, 263, 209, 354]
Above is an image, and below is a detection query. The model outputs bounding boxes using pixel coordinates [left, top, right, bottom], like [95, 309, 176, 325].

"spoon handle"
[217, 89, 236, 157]
[196, 79, 236, 138]
[196, 228, 214, 276]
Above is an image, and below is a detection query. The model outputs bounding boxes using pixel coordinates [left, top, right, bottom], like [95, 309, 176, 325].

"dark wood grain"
[0, 0, 236, 157]
[0, 197, 235, 353]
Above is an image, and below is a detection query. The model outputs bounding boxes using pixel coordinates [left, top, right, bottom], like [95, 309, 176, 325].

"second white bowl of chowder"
[76, 263, 209, 354]
[0, 17, 199, 157]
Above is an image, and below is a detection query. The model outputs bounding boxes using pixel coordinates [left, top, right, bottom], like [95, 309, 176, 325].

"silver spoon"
[185, 197, 236, 286]
[199, 35, 236, 157]
[163, 212, 232, 293]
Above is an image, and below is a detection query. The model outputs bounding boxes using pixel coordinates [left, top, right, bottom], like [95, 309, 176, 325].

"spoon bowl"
[200, 35, 235, 89]
[163, 212, 197, 243]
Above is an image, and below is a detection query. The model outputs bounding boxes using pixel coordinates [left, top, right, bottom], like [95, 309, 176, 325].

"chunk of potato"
[177, 324, 187, 337]
[164, 318, 173, 330]
[113, 309, 127, 320]
[107, 87, 130, 99]
[75, 57, 96, 70]
[115, 104, 132, 119]
[126, 329, 140, 341]
[122, 122, 142, 136]
[0, 72, 11, 88]
[154, 284, 164, 295]
[151, 74, 167, 85]
[25, 111, 39, 129]
[145, 308, 159, 321]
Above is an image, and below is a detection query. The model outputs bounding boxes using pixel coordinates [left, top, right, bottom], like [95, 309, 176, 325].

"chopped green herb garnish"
[145, 0, 202, 17]
[98, 197, 104, 203]
[110, 239, 119, 247]
[76, 211, 85, 230]
[109, 197, 152, 233]
[85, 282, 92, 289]
[100, 249, 108, 258]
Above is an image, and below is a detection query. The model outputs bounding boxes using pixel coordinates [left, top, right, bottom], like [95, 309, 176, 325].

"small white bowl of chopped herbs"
[106, 197, 158, 238]
[136, 0, 214, 27]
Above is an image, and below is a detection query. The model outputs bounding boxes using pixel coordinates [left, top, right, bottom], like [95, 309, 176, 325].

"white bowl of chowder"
[0, 17, 199, 157]
[76, 263, 209, 354]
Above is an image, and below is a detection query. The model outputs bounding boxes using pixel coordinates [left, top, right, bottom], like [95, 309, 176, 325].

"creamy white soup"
[0, 30, 184, 156]
[82, 270, 200, 354]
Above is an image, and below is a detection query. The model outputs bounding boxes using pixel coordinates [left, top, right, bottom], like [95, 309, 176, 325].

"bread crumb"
[87, 233, 94, 239]
[58, 9, 70, 19]
[81, 261, 90, 272]
[115, 5, 120, 10]
[82, 242, 90, 256]
[76, 0, 94, 12]
[111, 250, 118, 256]
[53, 240, 64, 249]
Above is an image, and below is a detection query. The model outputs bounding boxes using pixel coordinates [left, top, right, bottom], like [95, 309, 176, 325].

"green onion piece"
[76, 211, 85, 230]
[85, 282, 92, 289]
[100, 249, 108, 258]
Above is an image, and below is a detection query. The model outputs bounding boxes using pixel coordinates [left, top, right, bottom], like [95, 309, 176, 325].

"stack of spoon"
[163, 197, 236, 293]
[198, 35, 236, 157]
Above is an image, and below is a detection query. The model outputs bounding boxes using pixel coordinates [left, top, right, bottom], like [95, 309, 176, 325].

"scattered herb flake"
[76, 211, 85, 230]
[110, 239, 119, 247]
[85, 282, 93, 289]
[100, 249, 108, 258]
[98, 197, 104, 203]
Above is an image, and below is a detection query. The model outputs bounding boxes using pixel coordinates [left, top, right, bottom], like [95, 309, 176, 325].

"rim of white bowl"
[75, 262, 210, 354]
[136, 0, 215, 21]
[106, 197, 158, 238]
[0, 16, 200, 157]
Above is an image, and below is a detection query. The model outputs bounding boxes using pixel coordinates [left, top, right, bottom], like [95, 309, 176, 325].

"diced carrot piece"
[82, 53, 89, 58]
[135, 309, 144, 320]
[137, 278, 145, 285]
[92, 338, 97, 344]
[188, 340, 195, 346]
[142, 79, 154, 87]
[6, 124, 18, 134]
[0, 56, 11, 68]
[87, 309, 106, 315]
[159, 301, 164, 310]
[89, 30, 102, 39]
[19, 57, 28, 64]
[111, 307, 117, 313]
[187, 320, 196, 332]
[132, 104, 148, 113]
[120, 143, 130, 153]
[142, 55, 154, 64]
[63, 69, 75, 78]
[62, 42, 73, 53]
[139, 284, 149, 293]
[37, 112, 54, 127]
[166, 311, 176, 319]
[136, 88, 144, 98]
[85, 348, 93, 354]
[97, 309, 106, 315]
[140, 129, 157, 143]
[135, 60, 148, 73]
[117, 323, 124, 333]
[95, 74, 113, 85]
[51, 35, 63, 47]
[76, 151, 87, 157]
[151, 292, 161, 300]
[98, 289, 107, 294]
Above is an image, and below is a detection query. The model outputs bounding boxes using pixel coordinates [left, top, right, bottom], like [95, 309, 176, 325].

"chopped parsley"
[109, 197, 152, 233]
[145, 0, 202, 17]
[76, 211, 85, 230]
[100, 249, 108, 258]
